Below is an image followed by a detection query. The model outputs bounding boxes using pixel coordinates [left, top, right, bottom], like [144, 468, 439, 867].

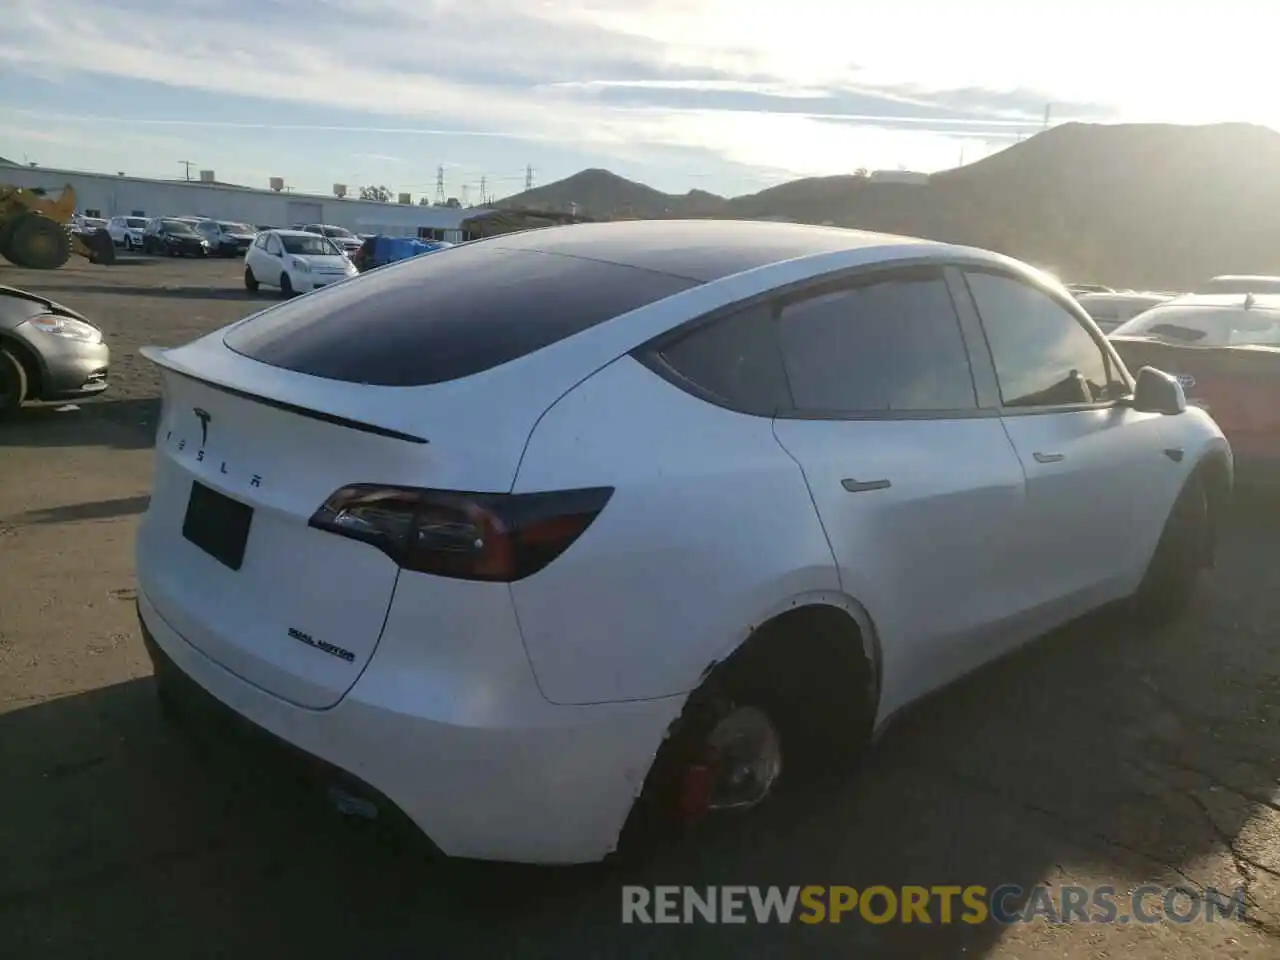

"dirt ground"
[2, 257, 1280, 959]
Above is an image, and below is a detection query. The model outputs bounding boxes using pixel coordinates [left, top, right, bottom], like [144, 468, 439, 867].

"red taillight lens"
[308, 485, 613, 582]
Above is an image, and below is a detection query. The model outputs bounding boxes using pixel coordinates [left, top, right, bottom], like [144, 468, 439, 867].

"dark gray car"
[0, 285, 109, 415]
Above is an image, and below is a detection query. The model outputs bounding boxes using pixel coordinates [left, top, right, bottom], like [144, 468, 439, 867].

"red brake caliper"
[678, 746, 721, 825]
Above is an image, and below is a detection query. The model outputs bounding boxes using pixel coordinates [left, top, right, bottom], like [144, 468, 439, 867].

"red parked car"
[1110, 294, 1280, 474]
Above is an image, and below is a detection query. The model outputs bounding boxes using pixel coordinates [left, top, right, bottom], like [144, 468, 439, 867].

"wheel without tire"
[279, 273, 294, 297]
[618, 610, 874, 856]
[244, 266, 259, 292]
[0, 346, 29, 417]
[1130, 473, 1209, 624]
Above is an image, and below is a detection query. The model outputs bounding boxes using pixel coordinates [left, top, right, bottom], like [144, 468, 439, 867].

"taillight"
[308, 485, 613, 582]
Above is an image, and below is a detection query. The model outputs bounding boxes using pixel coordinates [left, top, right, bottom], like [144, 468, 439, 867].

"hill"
[502, 168, 726, 218]
[499, 124, 1280, 289]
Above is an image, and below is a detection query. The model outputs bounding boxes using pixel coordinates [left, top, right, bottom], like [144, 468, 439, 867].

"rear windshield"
[223, 243, 698, 385]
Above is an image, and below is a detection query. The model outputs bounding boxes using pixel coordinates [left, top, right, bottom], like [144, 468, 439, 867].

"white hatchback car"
[136, 220, 1231, 865]
[243, 229, 356, 296]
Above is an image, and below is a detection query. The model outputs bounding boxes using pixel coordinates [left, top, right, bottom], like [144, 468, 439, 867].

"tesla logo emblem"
[193, 407, 211, 447]
[1174, 374, 1196, 390]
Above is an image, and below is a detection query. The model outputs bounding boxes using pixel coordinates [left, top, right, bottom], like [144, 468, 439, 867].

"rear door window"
[776, 266, 979, 414]
[224, 244, 697, 385]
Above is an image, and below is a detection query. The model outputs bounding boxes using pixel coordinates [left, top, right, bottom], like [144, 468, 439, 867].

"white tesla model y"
[135, 220, 1231, 864]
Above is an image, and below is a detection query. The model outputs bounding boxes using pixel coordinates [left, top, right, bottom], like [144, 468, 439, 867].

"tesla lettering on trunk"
[164, 413, 260, 486]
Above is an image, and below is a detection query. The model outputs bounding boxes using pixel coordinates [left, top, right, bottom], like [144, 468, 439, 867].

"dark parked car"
[194, 220, 257, 257]
[142, 218, 210, 257]
[0, 284, 109, 416]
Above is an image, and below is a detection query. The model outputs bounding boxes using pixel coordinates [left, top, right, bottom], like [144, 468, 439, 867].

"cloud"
[2, 0, 1266, 187]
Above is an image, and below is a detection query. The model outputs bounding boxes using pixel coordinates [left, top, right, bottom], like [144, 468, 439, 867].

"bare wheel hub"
[704, 705, 783, 811]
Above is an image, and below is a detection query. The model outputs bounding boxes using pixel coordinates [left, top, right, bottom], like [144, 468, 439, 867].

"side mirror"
[1130, 366, 1187, 415]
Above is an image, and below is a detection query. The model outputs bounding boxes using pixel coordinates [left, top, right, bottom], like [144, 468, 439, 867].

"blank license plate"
[182, 481, 254, 571]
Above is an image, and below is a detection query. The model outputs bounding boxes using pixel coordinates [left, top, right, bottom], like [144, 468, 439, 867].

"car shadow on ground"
[0, 398, 160, 450]
[2, 498, 1279, 958]
[93, 257, 165, 267]
[10, 495, 151, 525]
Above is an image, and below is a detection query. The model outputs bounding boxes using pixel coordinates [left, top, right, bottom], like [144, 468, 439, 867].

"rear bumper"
[136, 587, 681, 864]
[141, 610, 437, 851]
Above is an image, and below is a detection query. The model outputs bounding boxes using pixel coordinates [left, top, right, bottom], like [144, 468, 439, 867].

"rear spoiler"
[139, 346, 428, 444]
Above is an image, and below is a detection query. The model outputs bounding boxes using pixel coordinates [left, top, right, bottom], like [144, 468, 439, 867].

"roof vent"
[269, 177, 284, 192]
[199, 169, 215, 183]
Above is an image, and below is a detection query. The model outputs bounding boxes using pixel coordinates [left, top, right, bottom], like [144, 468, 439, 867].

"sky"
[3, 1, 1278, 201]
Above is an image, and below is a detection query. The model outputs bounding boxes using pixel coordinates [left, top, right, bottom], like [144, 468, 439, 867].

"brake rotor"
[681, 704, 782, 823]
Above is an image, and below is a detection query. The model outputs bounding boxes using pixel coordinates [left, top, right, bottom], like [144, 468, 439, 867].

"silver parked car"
[1075, 292, 1173, 333]
[0, 285, 109, 415]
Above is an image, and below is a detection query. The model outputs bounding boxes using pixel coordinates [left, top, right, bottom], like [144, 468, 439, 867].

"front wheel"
[1129, 474, 1210, 624]
[244, 266, 259, 292]
[279, 273, 295, 297]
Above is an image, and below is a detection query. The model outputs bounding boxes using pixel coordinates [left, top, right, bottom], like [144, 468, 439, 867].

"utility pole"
[525, 164, 534, 191]
[479, 175, 487, 205]
[178, 160, 194, 181]
[435, 165, 445, 205]
[1043, 103, 1052, 130]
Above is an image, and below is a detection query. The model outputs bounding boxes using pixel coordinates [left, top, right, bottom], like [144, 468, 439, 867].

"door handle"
[1032, 452, 1065, 464]
[842, 478, 892, 493]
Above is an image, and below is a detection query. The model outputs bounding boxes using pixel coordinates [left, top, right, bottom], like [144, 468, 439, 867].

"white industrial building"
[0, 162, 491, 242]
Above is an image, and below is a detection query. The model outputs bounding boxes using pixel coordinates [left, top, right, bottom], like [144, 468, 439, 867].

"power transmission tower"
[479, 175, 487, 205]
[435, 165, 445, 205]
[1043, 103, 1052, 130]
[178, 160, 194, 181]
[525, 164, 534, 191]
[461, 184, 471, 207]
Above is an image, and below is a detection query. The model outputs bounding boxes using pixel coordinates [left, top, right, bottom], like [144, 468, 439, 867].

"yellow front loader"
[0, 183, 116, 269]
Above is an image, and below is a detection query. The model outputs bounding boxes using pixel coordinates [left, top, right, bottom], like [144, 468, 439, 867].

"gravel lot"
[2, 257, 1279, 959]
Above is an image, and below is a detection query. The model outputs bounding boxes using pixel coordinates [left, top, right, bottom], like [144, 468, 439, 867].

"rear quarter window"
[223, 244, 697, 385]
